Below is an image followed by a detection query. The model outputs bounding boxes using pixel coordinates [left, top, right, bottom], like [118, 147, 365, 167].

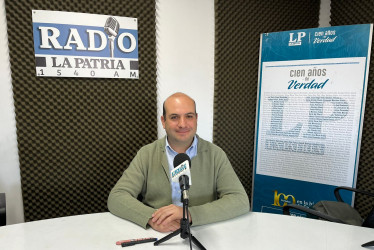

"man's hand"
[148, 217, 180, 232]
[148, 204, 192, 232]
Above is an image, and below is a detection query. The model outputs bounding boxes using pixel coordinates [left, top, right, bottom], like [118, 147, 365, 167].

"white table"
[0, 212, 373, 250]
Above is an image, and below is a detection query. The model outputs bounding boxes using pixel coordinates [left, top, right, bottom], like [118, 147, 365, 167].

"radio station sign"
[32, 10, 139, 79]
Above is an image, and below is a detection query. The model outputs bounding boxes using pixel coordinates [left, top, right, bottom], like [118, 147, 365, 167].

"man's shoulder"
[197, 135, 225, 154]
[138, 137, 165, 153]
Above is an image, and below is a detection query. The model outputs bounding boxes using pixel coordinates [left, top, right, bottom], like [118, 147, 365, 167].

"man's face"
[161, 95, 198, 150]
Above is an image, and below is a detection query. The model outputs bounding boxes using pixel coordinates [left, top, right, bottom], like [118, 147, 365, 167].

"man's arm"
[107, 150, 156, 228]
[108, 145, 184, 232]
[188, 149, 250, 226]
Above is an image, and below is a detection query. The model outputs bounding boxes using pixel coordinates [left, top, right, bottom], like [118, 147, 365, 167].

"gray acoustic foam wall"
[331, 0, 374, 217]
[5, 0, 157, 221]
[214, 0, 320, 201]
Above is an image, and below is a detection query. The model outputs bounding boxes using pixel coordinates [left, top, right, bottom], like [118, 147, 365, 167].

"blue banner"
[253, 24, 373, 215]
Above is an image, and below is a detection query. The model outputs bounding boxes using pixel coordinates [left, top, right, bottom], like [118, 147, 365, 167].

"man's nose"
[178, 117, 186, 127]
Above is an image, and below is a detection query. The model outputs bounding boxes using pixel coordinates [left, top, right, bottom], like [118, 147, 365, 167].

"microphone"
[171, 153, 192, 201]
[104, 17, 120, 58]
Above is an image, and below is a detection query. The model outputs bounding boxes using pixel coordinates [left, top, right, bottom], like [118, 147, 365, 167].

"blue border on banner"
[261, 24, 371, 62]
[252, 175, 353, 214]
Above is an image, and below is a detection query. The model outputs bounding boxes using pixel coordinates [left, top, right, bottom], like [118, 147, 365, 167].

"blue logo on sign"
[33, 22, 138, 58]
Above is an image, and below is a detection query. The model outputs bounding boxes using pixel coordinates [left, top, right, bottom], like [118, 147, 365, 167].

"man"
[108, 92, 249, 232]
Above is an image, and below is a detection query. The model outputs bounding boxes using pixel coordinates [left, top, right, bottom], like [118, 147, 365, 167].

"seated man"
[108, 92, 249, 232]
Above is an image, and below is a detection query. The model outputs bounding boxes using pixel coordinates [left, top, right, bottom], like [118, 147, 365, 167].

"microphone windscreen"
[173, 153, 191, 169]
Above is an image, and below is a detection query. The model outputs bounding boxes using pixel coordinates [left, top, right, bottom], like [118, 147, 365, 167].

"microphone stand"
[154, 187, 206, 250]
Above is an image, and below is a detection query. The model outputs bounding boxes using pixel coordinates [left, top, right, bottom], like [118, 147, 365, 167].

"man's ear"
[161, 116, 166, 128]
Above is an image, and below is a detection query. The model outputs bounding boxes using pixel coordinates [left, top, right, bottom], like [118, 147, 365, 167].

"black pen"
[121, 238, 157, 247]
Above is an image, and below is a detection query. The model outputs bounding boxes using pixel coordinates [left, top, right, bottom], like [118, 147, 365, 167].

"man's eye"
[170, 116, 178, 120]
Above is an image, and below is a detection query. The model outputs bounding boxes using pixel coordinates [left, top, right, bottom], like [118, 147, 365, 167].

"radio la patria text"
[51, 57, 126, 70]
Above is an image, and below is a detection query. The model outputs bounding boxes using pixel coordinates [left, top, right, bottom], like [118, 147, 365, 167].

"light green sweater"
[107, 135, 250, 228]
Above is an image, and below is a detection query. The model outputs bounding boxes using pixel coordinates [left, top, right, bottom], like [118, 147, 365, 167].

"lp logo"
[289, 32, 306, 46]
[272, 190, 296, 207]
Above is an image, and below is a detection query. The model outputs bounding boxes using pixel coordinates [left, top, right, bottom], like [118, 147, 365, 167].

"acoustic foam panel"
[5, 0, 157, 221]
[214, 0, 320, 202]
